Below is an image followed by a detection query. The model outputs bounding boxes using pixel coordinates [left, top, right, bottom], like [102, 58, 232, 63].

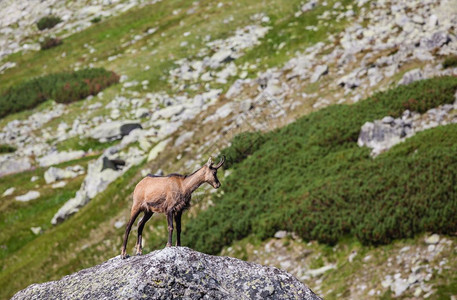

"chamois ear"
[205, 157, 213, 167]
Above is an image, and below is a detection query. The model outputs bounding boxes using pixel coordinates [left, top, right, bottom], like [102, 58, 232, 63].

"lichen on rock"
[12, 247, 321, 300]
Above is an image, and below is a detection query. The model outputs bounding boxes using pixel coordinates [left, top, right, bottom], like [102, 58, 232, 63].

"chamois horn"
[212, 155, 225, 169]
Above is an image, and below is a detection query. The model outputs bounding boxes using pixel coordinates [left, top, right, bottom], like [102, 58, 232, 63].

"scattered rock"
[51, 145, 145, 224]
[30, 227, 42, 235]
[15, 191, 40, 202]
[114, 220, 125, 229]
[38, 150, 85, 167]
[399, 69, 424, 85]
[12, 247, 321, 300]
[0, 156, 32, 177]
[2, 187, 15, 197]
[101, 157, 126, 171]
[174, 131, 194, 147]
[306, 264, 336, 277]
[147, 139, 170, 162]
[44, 166, 84, 184]
[310, 65, 328, 83]
[30, 176, 39, 182]
[420, 31, 450, 50]
[425, 234, 440, 245]
[89, 121, 142, 141]
[274, 230, 288, 239]
[52, 181, 67, 189]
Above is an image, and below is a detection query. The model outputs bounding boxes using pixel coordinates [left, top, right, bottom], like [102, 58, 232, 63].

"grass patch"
[184, 76, 457, 254]
[443, 55, 457, 69]
[36, 16, 62, 31]
[0, 144, 16, 153]
[0, 68, 119, 118]
[55, 136, 119, 153]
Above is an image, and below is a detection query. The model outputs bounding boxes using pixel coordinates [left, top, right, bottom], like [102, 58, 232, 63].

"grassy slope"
[184, 77, 457, 254]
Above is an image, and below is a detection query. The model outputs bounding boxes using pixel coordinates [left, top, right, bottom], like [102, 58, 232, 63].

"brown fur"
[121, 156, 225, 259]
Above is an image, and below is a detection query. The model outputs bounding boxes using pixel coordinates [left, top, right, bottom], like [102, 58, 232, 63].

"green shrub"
[40, 37, 63, 50]
[0, 144, 16, 153]
[90, 16, 102, 23]
[184, 76, 457, 254]
[36, 16, 62, 31]
[0, 68, 119, 118]
[443, 56, 457, 69]
[219, 131, 266, 169]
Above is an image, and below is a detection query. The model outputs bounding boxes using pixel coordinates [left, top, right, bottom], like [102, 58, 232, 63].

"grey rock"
[2, 187, 15, 197]
[51, 181, 67, 189]
[157, 105, 185, 119]
[120, 123, 143, 136]
[0, 156, 32, 177]
[310, 65, 328, 83]
[12, 247, 321, 300]
[101, 157, 125, 171]
[226, 79, 246, 98]
[240, 98, 253, 112]
[135, 108, 150, 118]
[38, 151, 85, 167]
[420, 31, 450, 50]
[89, 121, 142, 141]
[306, 264, 336, 277]
[216, 102, 234, 119]
[15, 191, 40, 202]
[358, 121, 404, 156]
[382, 116, 395, 124]
[44, 166, 84, 184]
[399, 69, 424, 85]
[274, 230, 288, 239]
[425, 234, 440, 245]
[30, 227, 42, 235]
[174, 131, 194, 147]
[302, 0, 318, 12]
[114, 220, 125, 229]
[51, 145, 145, 224]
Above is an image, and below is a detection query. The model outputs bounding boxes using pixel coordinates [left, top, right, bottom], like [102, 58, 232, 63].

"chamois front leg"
[121, 208, 141, 259]
[166, 212, 174, 247]
[175, 211, 182, 246]
[136, 211, 153, 255]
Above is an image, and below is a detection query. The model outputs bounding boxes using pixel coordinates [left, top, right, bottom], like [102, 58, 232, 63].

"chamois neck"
[183, 167, 206, 194]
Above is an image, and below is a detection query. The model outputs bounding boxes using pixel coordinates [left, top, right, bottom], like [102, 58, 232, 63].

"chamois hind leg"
[136, 211, 153, 255]
[174, 211, 182, 246]
[121, 207, 141, 259]
[166, 212, 174, 247]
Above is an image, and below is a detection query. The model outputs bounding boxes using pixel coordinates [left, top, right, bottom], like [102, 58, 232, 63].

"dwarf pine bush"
[0, 68, 119, 118]
[36, 16, 62, 31]
[184, 76, 457, 254]
[40, 37, 63, 50]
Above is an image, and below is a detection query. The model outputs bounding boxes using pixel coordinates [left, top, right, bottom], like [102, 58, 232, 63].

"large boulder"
[89, 121, 142, 142]
[51, 145, 145, 224]
[38, 150, 85, 167]
[0, 155, 31, 177]
[44, 165, 84, 184]
[12, 247, 321, 300]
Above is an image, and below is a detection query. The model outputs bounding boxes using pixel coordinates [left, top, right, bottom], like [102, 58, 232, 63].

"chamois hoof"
[136, 252, 142, 256]
[121, 254, 130, 259]
[166, 243, 172, 247]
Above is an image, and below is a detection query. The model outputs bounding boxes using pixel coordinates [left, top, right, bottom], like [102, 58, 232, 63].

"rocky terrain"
[11, 247, 321, 300]
[1, 0, 457, 299]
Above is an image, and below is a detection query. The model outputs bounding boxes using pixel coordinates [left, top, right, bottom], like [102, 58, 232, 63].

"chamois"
[121, 156, 225, 259]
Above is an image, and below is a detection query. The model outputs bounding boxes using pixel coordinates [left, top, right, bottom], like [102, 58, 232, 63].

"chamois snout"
[205, 156, 225, 189]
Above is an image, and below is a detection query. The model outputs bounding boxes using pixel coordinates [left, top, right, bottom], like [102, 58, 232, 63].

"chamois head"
[203, 156, 225, 189]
